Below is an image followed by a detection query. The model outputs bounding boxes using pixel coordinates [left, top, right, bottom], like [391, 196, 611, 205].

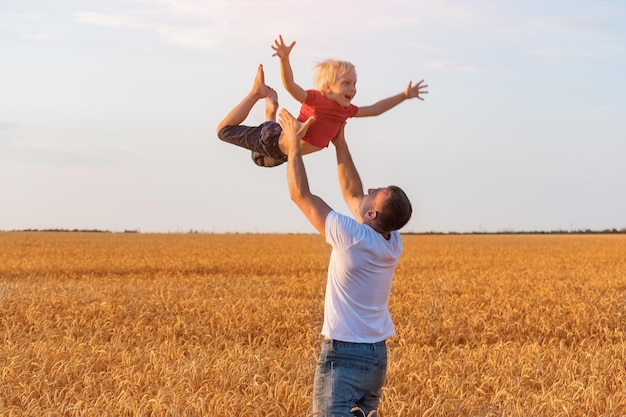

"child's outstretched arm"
[272, 35, 308, 103]
[355, 79, 428, 117]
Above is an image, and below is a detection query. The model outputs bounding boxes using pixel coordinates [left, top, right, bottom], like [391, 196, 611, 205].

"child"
[216, 36, 428, 167]
[216, 64, 315, 167]
[272, 34, 428, 151]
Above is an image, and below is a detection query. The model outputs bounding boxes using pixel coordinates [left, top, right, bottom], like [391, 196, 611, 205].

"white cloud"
[528, 48, 573, 58]
[0, 122, 18, 131]
[73, 8, 229, 49]
[529, 15, 625, 41]
[68, 0, 456, 51]
[10, 140, 129, 167]
[74, 12, 149, 28]
[528, 47, 608, 60]
[22, 33, 67, 42]
[11, 13, 40, 21]
[154, 25, 220, 49]
[425, 60, 485, 72]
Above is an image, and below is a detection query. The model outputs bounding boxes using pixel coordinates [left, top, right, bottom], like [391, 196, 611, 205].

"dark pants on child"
[217, 121, 287, 167]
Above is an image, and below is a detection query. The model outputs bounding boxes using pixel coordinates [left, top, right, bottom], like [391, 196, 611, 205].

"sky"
[1, 0, 625, 234]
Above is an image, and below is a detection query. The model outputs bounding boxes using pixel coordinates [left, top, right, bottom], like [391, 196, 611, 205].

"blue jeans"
[313, 339, 388, 417]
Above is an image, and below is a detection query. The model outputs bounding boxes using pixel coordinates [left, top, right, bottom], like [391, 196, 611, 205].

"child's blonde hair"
[313, 59, 356, 92]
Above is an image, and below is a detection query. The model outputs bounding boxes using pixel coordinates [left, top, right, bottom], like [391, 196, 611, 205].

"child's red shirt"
[297, 90, 359, 148]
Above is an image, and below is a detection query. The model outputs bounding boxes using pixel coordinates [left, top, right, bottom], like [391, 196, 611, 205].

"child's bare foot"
[252, 64, 269, 98]
[265, 86, 279, 121]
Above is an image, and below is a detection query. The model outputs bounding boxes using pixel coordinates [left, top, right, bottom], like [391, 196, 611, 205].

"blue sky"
[1, 0, 624, 233]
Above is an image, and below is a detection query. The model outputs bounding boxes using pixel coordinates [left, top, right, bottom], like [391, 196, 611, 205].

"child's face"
[324, 70, 357, 108]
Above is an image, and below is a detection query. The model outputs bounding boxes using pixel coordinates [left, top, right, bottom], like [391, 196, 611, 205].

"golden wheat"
[1, 232, 625, 416]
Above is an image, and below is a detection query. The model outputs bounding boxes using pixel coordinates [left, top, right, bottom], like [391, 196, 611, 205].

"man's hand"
[331, 123, 347, 148]
[404, 79, 429, 100]
[278, 109, 314, 152]
[271, 35, 296, 60]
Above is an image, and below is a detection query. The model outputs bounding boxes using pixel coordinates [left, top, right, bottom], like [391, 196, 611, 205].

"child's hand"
[404, 79, 429, 101]
[272, 34, 296, 59]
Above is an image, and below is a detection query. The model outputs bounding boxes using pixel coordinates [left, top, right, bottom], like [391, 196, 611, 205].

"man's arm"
[332, 125, 364, 221]
[355, 79, 428, 117]
[272, 35, 308, 103]
[280, 109, 330, 235]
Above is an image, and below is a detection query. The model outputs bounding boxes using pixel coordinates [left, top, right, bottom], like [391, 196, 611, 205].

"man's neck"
[365, 220, 391, 240]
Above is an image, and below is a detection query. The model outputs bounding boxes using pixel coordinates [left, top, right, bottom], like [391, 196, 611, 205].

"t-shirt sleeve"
[298, 90, 319, 123]
[304, 89, 318, 104]
[325, 210, 360, 250]
[348, 103, 358, 118]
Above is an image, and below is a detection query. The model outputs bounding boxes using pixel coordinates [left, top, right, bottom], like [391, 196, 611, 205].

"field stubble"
[0, 232, 625, 416]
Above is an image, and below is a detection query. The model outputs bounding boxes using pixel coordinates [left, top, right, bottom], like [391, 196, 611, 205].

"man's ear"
[365, 210, 377, 220]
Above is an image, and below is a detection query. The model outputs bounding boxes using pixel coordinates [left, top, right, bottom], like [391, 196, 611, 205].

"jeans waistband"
[324, 339, 386, 348]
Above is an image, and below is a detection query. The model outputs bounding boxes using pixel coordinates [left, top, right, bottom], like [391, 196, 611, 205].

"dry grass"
[1, 232, 625, 416]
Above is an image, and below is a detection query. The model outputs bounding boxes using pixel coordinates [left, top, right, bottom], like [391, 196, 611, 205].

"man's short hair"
[377, 185, 412, 232]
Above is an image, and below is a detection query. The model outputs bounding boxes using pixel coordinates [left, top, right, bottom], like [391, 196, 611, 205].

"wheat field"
[1, 232, 625, 416]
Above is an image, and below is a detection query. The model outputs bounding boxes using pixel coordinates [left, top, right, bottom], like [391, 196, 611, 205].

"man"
[278, 108, 412, 416]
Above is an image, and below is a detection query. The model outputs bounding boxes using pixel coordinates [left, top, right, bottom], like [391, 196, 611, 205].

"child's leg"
[216, 64, 288, 167]
[265, 86, 278, 122]
[247, 87, 286, 167]
[216, 64, 270, 133]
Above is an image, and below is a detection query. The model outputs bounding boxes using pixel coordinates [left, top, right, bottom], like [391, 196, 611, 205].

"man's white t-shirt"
[322, 210, 403, 343]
